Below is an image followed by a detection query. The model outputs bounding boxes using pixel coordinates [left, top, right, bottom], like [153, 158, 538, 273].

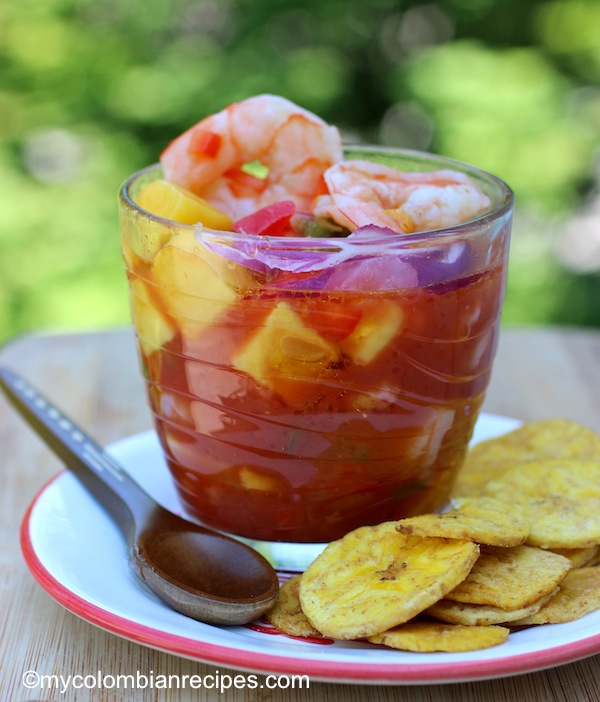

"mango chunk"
[340, 300, 404, 365]
[129, 278, 175, 356]
[152, 231, 255, 342]
[152, 242, 237, 328]
[233, 301, 340, 391]
[238, 467, 282, 492]
[120, 209, 171, 265]
[166, 231, 253, 289]
[137, 179, 233, 230]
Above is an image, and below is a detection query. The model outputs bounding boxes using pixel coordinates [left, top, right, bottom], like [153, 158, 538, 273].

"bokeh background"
[1, 0, 600, 344]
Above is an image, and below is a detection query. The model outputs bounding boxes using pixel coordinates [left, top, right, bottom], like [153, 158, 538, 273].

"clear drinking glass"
[119, 146, 513, 566]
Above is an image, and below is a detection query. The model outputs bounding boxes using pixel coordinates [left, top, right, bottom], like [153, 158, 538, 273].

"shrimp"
[160, 95, 343, 220]
[314, 160, 491, 233]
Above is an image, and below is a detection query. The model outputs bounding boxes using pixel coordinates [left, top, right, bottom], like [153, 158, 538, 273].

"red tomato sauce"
[134, 259, 505, 543]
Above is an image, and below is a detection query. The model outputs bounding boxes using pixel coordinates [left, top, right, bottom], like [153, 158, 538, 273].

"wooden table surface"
[1, 325, 599, 702]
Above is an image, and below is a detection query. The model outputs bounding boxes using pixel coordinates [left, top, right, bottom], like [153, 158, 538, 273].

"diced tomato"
[304, 301, 362, 340]
[234, 201, 296, 237]
[188, 130, 222, 158]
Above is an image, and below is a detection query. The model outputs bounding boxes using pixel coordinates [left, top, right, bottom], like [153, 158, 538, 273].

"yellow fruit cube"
[238, 467, 282, 492]
[137, 179, 233, 230]
[128, 278, 175, 356]
[340, 300, 404, 365]
[233, 302, 340, 390]
[153, 244, 236, 329]
[150, 231, 253, 343]
[120, 209, 171, 265]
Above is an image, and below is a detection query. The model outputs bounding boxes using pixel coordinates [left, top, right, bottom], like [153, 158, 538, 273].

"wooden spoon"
[0, 367, 279, 625]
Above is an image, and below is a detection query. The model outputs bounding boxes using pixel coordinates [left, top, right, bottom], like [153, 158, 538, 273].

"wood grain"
[1, 326, 599, 702]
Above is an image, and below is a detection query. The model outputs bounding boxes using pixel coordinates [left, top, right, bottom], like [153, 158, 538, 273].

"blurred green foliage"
[1, 0, 600, 342]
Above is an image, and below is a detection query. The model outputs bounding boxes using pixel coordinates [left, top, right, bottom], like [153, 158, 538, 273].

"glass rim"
[119, 145, 514, 247]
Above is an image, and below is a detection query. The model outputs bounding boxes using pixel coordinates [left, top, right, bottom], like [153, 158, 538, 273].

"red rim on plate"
[19, 425, 600, 685]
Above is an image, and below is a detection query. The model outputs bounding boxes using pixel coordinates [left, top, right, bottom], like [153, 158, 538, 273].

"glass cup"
[119, 146, 513, 567]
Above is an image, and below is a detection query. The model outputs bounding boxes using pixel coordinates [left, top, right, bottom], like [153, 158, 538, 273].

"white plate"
[20, 413, 600, 684]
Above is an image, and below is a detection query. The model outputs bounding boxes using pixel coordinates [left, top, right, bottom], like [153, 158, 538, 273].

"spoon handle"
[0, 366, 153, 542]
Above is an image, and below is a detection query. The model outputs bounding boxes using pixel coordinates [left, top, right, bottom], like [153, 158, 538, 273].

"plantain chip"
[445, 545, 572, 610]
[512, 568, 600, 625]
[427, 588, 558, 626]
[396, 496, 529, 547]
[264, 575, 322, 638]
[589, 551, 600, 567]
[368, 620, 509, 652]
[550, 546, 600, 569]
[282, 416, 600, 652]
[453, 419, 600, 497]
[299, 522, 479, 640]
[483, 459, 600, 549]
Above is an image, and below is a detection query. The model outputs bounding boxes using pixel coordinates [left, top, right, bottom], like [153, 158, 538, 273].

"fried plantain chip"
[299, 522, 479, 640]
[483, 459, 600, 549]
[453, 419, 600, 497]
[264, 575, 322, 638]
[396, 497, 529, 547]
[550, 546, 600, 569]
[589, 551, 600, 567]
[444, 545, 572, 610]
[512, 568, 600, 625]
[452, 470, 499, 499]
[368, 621, 509, 652]
[427, 588, 558, 626]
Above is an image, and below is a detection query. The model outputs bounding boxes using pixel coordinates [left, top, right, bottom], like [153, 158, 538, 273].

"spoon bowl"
[0, 367, 279, 625]
[133, 506, 280, 624]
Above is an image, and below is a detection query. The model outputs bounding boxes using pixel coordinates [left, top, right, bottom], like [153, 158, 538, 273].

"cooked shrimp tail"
[161, 94, 343, 220]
